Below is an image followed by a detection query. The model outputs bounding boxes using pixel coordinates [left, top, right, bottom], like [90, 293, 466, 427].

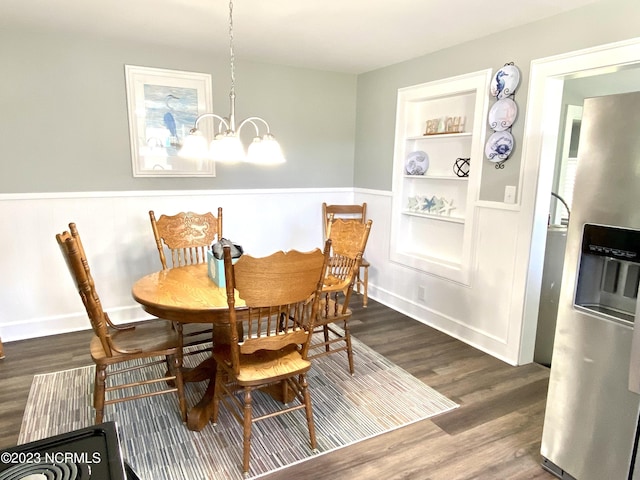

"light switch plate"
[504, 185, 517, 204]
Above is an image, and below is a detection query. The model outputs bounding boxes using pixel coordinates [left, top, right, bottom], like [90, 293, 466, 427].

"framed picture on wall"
[125, 65, 215, 177]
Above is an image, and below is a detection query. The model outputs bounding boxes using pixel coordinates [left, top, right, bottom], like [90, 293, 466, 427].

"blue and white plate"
[490, 65, 520, 99]
[405, 151, 429, 175]
[488, 98, 518, 131]
[485, 131, 514, 162]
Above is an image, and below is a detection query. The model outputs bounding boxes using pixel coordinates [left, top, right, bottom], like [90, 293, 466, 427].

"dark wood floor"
[0, 298, 555, 480]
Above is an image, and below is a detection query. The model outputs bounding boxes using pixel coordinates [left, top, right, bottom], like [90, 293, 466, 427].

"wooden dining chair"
[149, 209, 223, 361]
[212, 241, 330, 476]
[322, 202, 371, 307]
[57, 223, 186, 424]
[149, 209, 222, 269]
[312, 217, 372, 375]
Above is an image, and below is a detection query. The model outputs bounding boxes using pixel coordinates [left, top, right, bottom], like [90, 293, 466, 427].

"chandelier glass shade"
[178, 0, 285, 165]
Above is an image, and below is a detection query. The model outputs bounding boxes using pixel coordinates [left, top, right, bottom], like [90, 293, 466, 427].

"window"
[552, 105, 582, 226]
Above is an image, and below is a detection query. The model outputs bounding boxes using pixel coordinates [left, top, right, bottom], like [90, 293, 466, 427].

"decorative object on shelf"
[407, 196, 420, 211]
[423, 196, 436, 211]
[425, 116, 465, 135]
[488, 98, 518, 131]
[440, 198, 456, 216]
[453, 157, 470, 177]
[486, 62, 520, 168]
[178, 0, 285, 165]
[446, 116, 464, 133]
[490, 64, 521, 99]
[432, 196, 444, 212]
[406, 195, 456, 216]
[405, 150, 430, 175]
[425, 119, 438, 135]
[485, 131, 514, 163]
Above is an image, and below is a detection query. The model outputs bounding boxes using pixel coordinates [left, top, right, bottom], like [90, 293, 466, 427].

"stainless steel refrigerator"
[541, 91, 640, 480]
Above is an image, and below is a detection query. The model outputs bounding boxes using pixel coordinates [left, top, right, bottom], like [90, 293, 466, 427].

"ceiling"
[3, 0, 599, 74]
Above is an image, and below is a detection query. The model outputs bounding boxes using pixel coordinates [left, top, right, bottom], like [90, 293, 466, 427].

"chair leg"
[322, 325, 330, 353]
[344, 320, 355, 375]
[173, 322, 185, 364]
[170, 354, 187, 422]
[280, 379, 290, 405]
[211, 366, 224, 425]
[300, 374, 317, 451]
[242, 388, 253, 476]
[362, 265, 368, 308]
[94, 364, 107, 424]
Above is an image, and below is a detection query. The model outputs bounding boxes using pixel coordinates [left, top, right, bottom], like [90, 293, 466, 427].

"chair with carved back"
[322, 202, 371, 307]
[211, 241, 331, 476]
[149, 209, 222, 269]
[56, 223, 186, 424]
[149, 209, 223, 361]
[312, 217, 372, 375]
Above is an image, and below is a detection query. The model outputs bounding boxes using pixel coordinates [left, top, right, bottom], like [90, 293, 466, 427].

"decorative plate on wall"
[490, 65, 520, 99]
[488, 98, 518, 131]
[485, 131, 514, 162]
[405, 151, 430, 175]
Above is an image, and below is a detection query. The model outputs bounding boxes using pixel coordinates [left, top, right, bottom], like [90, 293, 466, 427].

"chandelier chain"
[178, 0, 284, 164]
[228, 0, 235, 96]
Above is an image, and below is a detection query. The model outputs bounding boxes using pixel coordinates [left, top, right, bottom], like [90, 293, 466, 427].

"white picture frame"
[125, 65, 215, 177]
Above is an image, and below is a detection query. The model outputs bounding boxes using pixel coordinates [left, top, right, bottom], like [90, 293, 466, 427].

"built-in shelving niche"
[390, 69, 492, 285]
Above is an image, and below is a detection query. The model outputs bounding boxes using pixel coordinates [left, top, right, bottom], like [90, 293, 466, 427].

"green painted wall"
[3, 1, 639, 198]
[353, 0, 640, 201]
[0, 25, 357, 193]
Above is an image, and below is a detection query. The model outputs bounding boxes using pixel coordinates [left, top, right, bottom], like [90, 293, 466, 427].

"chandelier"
[179, 0, 285, 165]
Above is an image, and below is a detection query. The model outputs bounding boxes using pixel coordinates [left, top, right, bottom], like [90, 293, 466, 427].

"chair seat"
[179, 323, 214, 350]
[323, 274, 350, 291]
[90, 320, 180, 363]
[213, 344, 311, 386]
[317, 298, 352, 323]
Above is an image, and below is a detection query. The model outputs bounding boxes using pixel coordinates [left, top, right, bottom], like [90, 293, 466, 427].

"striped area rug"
[19, 334, 458, 479]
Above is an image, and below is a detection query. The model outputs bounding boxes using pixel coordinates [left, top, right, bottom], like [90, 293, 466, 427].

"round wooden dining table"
[131, 263, 245, 432]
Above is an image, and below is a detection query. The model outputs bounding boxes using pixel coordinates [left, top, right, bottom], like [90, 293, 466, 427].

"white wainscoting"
[2, 188, 533, 366]
[355, 189, 528, 365]
[0, 188, 353, 342]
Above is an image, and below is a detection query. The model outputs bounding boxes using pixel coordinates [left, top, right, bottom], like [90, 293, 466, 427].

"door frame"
[517, 37, 640, 364]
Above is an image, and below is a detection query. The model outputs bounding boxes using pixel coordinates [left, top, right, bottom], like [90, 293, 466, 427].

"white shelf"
[404, 175, 468, 181]
[406, 132, 472, 141]
[401, 210, 465, 224]
[398, 250, 462, 270]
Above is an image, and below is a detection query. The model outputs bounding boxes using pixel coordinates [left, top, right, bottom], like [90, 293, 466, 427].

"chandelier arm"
[237, 117, 271, 136]
[193, 113, 230, 133]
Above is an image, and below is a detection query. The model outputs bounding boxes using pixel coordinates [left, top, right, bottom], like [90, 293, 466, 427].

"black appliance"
[0, 422, 139, 480]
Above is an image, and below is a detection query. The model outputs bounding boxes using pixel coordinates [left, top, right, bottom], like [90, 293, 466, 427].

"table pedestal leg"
[261, 382, 296, 404]
[181, 357, 218, 432]
[187, 375, 218, 432]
